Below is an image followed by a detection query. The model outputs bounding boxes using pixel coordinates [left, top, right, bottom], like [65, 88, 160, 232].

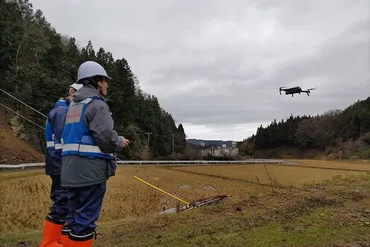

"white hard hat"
[76, 61, 111, 82]
[69, 83, 83, 91]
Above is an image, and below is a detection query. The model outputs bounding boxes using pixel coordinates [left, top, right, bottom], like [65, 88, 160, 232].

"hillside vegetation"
[239, 97, 370, 159]
[0, 0, 187, 161]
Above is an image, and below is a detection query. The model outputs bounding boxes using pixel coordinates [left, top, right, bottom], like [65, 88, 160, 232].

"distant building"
[200, 146, 239, 157]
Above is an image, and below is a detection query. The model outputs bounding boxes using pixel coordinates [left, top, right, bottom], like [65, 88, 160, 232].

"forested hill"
[239, 97, 370, 159]
[0, 0, 186, 160]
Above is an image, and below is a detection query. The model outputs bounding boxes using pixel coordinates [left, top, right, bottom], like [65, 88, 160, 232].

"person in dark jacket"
[60, 61, 129, 247]
[40, 83, 83, 247]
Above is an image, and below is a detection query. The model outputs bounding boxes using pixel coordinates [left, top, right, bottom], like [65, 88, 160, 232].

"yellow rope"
[134, 176, 189, 205]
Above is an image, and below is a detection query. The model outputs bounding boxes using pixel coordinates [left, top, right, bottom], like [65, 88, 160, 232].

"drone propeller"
[279, 87, 286, 95]
[307, 87, 317, 91]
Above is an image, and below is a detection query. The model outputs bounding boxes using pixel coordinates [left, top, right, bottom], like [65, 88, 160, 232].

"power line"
[0, 88, 47, 118]
[0, 103, 45, 130]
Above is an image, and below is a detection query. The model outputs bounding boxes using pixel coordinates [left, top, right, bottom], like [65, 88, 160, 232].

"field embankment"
[0, 107, 44, 164]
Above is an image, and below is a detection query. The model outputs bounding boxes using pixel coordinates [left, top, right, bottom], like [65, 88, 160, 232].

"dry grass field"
[167, 163, 368, 187]
[1, 161, 370, 247]
[281, 159, 370, 171]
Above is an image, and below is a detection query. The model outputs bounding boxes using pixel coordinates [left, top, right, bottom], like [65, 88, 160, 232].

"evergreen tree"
[0, 0, 188, 160]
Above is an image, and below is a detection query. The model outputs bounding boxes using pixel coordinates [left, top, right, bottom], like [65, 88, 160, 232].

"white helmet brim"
[77, 61, 112, 82]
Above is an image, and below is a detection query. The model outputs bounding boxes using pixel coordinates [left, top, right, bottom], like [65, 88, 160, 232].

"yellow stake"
[134, 176, 189, 205]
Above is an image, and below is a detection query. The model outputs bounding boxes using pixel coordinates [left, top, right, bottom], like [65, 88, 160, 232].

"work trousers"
[64, 182, 106, 241]
[47, 175, 69, 224]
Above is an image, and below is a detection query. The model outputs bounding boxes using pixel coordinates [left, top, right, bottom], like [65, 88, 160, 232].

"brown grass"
[99, 166, 270, 222]
[0, 173, 50, 233]
[290, 159, 370, 171]
[0, 161, 369, 247]
[168, 164, 365, 187]
[0, 162, 368, 236]
[0, 166, 270, 234]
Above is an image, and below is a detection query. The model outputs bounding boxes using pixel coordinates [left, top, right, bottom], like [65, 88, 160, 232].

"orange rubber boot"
[68, 238, 93, 247]
[39, 219, 63, 247]
[61, 225, 72, 247]
[61, 234, 72, 247]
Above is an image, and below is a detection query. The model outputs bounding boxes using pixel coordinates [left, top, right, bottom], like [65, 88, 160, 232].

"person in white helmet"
[60, 61, 129, 246]
[40, 83, 83, 247]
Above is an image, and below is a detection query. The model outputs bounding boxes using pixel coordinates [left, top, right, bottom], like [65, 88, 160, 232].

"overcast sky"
[30, 0, 370, 141]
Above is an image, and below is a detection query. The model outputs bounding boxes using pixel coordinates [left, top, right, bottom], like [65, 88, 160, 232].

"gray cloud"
[30, 0, 370, 140]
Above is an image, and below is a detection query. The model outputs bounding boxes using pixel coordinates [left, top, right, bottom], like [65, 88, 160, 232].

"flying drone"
[279, 86, 317, 97]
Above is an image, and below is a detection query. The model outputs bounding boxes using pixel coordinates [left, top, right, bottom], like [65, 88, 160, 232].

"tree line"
[239, 97, 370, 159]
[0, 0, 187, 160]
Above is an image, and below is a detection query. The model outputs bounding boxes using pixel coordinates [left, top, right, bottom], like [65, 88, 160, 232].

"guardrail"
[0, 159, 286, 170]
[117, 159, 285, 165]
[0, 163, 45, 169]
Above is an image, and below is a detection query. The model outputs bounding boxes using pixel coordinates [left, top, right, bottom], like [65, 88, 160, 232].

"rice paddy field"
[0, 160, 370, 247]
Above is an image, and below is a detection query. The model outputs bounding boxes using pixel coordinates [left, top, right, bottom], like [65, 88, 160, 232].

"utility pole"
[145, 132, 152, 148]
[171, 133, 175, 159]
